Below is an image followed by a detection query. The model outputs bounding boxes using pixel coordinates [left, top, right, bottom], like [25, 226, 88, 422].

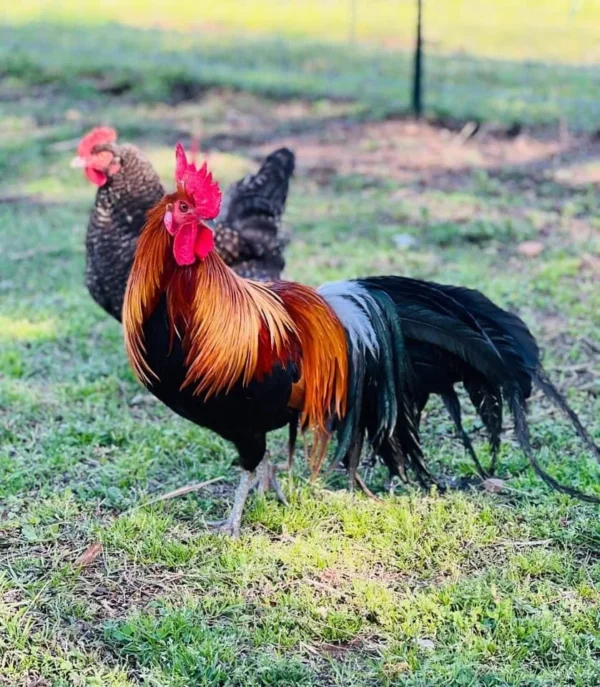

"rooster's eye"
[179, 202, 189, 213]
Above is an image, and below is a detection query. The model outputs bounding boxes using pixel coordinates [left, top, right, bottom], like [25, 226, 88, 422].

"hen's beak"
[70, 156, 87, 168]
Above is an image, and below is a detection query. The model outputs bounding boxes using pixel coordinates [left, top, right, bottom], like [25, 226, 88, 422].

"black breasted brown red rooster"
[72, 127, 294, 321]
[122, 144, 600, 536]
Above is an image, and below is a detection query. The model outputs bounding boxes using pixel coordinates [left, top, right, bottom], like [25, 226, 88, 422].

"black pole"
[412, 0, 423, 118]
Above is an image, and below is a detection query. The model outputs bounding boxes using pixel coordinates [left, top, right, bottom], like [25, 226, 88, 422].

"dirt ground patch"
[255, 118, 600, 188]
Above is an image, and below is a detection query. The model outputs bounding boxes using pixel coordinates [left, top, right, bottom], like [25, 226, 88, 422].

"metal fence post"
[412, 0, 424, 117]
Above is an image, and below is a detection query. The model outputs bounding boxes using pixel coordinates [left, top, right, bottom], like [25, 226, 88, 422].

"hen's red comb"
[174, 143, 221, 220]
[78, 127, 117, 158]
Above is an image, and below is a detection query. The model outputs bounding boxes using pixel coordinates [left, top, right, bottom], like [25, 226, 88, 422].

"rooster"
[72, 126, 294, 321]
[122, 145, 599, 536]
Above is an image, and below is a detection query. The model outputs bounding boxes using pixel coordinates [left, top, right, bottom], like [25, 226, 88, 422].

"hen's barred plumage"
[85, 143, 164, 321]
[123, 147, 599, 535]
[216, 147, 294, 281]
[76, 128, 294, 320]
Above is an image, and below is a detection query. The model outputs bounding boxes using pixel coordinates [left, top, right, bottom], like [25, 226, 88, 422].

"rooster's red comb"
[174, 143, 221, 220]
[78, 127, 117, 158]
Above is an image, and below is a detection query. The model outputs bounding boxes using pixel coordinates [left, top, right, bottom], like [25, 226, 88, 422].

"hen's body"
[86, 144, 163, 321]
[84, 144, 294, 320]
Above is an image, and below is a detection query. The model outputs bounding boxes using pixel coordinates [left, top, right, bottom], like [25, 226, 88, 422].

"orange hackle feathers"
[124, 144, 349, 476]
[181, 254, 299, 398]
[272, 282, 347, 432]
[123, 196, 174, 384]
[272, 283, 348, 475]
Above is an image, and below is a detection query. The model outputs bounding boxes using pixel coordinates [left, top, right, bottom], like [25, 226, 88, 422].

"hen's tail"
[322, 277, 600, 503]
[216, 148, 295, 281]
[220, 148, 295, 228]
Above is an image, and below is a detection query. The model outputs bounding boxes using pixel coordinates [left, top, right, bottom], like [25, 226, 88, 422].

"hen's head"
[163, 143, 222, 266]
[71, 127, 121, 187]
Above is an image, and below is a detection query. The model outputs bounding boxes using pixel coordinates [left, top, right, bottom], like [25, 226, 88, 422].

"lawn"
[1, 7, 600, 687]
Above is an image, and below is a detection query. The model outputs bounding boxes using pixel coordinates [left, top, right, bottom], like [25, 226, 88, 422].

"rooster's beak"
[70, 156, 87, 168]
[204, 219, 216, 231]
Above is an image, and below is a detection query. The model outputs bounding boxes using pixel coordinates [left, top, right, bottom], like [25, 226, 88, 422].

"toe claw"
[206, 519, 241, 537]
[271, 474, 289, 507]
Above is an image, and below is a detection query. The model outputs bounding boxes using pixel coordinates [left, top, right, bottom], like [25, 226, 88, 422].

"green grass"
[2, 43, 600, 687]
[2, 1, 600, 129]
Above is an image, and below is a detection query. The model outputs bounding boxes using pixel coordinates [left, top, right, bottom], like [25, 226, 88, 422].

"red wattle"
[85, 167, 107, 187]
[173, 223, 198, 265]
[194, 225, 214, 260]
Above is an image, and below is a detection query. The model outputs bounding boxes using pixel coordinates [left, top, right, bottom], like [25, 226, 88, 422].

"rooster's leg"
[208, 455, 288, 536]
[207, 469, 255, 537]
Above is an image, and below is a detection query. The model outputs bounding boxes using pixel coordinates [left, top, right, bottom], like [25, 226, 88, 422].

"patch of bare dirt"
[254, 118, 600, 189]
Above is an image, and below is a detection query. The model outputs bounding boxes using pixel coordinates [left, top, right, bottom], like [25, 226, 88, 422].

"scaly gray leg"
[208, 455, 289, 536]
[208, 469, 255, 537]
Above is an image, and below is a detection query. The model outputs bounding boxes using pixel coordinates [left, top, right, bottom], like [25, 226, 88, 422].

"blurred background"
[2, 0, 600, 128]
[2, 0, 599, 257]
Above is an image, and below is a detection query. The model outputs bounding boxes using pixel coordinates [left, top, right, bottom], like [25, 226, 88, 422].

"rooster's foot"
[205, 469, 255, 537]
[206, 518, 242, 537]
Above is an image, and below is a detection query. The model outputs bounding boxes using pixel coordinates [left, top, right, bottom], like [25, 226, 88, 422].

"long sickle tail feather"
[463, 379, 503, 474]
[507, 389, 600, 503]
[441, 390, 489, 478]
[322, 277, 599, 502]
[358, 277, 600, 501]
[431, 282, 599, 473]
[533, 366, 600, 464]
